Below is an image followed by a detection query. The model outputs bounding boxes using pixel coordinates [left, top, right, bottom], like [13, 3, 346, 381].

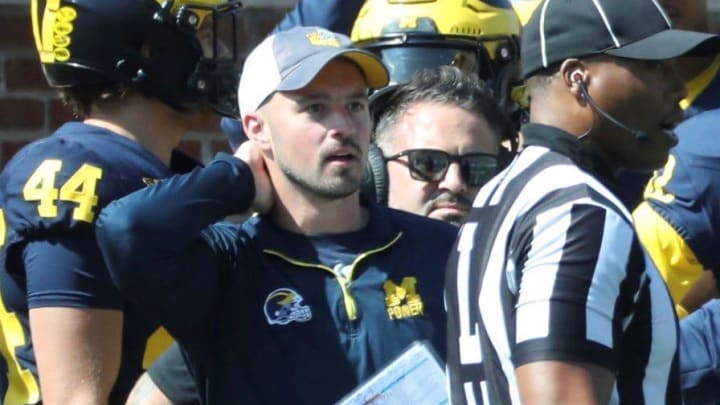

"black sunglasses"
[385, 149, 498, 187]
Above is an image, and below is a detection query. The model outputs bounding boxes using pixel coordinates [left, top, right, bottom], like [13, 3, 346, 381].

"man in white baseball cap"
[95, 26, 458, 403]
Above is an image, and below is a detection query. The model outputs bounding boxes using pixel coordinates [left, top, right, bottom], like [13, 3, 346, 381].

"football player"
[0, 1, 241, 403]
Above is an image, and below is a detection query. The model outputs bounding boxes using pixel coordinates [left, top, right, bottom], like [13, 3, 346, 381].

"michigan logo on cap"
[306, 29, 341, 47]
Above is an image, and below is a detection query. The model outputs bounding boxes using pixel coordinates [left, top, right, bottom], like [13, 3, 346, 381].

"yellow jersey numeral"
[23, 160, 103, 223]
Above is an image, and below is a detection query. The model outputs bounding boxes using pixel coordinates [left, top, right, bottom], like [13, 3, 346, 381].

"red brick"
[176, 140, 202, 162]
[5, 57, 49, 91]
[1, 141, 31, 168]
[0, 11, 34, 51]
[49, 98, 78, 130]
[0, 98, 45, 129]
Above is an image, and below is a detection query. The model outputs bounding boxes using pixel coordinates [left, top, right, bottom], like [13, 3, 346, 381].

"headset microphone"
[574, 74, 649, 142]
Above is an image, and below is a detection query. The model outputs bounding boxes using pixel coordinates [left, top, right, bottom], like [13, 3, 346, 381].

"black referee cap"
[521, 0, 720, 79]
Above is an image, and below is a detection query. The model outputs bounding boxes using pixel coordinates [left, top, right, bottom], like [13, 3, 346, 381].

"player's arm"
[510, 202, 633, 402]
[516, 361, 613, 405]
[23, 236, 123, 405]
[96, 153, 261, 335]
[30, 308, 122, 405]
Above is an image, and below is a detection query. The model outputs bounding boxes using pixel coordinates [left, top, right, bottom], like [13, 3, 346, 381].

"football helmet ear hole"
[493, 37, 519, 64]
[153, 3, 203, 34]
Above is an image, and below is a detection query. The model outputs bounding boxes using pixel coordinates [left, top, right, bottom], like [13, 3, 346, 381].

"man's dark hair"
[59, 83, 132, 118]
[373, 65, 510, 148]
[525, 63, 560, 104]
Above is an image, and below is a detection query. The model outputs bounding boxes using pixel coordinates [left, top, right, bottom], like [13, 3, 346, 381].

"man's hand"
[234, 140, 273, 214]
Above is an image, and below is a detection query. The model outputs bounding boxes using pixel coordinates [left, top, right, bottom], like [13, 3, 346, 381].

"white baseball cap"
[238, 26, 389, 119]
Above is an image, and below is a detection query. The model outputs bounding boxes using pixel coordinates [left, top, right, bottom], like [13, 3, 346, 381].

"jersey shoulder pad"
[1, 127, 169, 236]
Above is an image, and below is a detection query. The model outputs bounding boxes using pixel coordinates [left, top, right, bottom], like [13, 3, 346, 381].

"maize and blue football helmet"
[31, 0, 242, 116]
[351, 0, 521, 88]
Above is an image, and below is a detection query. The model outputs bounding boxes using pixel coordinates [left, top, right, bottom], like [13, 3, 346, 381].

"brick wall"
[0, 2, 292, 169]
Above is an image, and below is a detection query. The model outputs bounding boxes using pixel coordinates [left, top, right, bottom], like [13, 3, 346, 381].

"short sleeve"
[24, 234, 122, 309]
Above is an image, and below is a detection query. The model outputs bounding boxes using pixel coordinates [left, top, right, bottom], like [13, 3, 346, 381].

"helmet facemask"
[356, 33, 519, 88]
[139, 0, 243, 116]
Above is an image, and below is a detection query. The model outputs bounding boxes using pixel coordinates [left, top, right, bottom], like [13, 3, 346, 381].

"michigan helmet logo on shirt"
[264, 288, 312, 326]
[383, 277, 424, 320]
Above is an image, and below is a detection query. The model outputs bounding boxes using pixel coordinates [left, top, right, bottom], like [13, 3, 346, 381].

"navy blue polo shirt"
[96, 154, 456, 404]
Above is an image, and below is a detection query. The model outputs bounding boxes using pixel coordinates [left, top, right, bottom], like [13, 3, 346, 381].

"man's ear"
[559, 59, 588, 102]
[243, 112, 271, 151]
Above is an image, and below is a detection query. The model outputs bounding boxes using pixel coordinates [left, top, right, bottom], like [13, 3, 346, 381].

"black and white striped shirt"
[445, 124, 680, 405]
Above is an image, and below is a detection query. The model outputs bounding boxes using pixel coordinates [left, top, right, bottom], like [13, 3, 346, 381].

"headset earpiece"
[360, 143, 389, 205]
[572, 71, 589, 102]
[572, 71, 584, 84]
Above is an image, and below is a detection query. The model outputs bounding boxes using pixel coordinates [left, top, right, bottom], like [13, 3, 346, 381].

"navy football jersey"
[0, 122, 188, 404]
[634, 109, 720, 317]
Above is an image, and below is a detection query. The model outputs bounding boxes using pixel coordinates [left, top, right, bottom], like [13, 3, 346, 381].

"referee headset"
[572, 70, 649, 142]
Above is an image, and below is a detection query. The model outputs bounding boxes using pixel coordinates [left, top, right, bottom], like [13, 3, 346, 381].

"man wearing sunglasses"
[371, 65, 509, 225]
[94, 26, 458, 404]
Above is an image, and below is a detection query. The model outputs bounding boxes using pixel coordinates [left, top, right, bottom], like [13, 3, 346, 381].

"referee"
[444, 0, 720, 404]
